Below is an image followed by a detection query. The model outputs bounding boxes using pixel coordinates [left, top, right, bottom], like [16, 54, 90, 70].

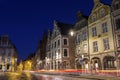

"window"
[118, 35, 120, 47]
[102, 22, 108, 33]
[100, 9, 105, 17]
[54, 42, 56, 48]
[63, 39, 68, 45]
[2, 56, 4, 61]
[52, 43, 53, 49]
[92, 27, 97, 37]
[103, 38, 110, 50]
[63, 49, 68, 57]
[49, 53, 51, 58]
[7, 58, 10, 62]
[92, 14, 96, 22]
[58, 40, 60, 46]
[115, 18, 120, 30]
[82, 31, 87, 40]
[76, 35, 81, 43]
[57, 49, 61, 59]
[49, 45, 51, 51]
[2, 50, 5, 57]
[83, 44, 87, 51]
[93, 41, 98, 52]
[8, 50, 11, 57]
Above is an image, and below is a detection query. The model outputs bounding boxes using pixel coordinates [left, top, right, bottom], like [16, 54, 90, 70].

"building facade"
[34, 31, 47, 70]
[88, 0, 115, 70]
[23, 53, 35, 70]
[45, 20, 75, 70]
[111, 0, 120, 70]
[0, 35, 17, 72]
[74, 12, 89, 70]
[34, 40, 44, 70]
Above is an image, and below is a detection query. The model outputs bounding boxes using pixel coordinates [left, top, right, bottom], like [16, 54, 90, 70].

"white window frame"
[63, 38, 69, 46]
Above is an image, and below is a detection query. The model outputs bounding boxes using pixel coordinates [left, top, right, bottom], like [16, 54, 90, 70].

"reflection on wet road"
[7, 72, 38, 80]
[0, 72, 38, 80]
[0, 72, 92, 80]
[34, 73, 92, 80]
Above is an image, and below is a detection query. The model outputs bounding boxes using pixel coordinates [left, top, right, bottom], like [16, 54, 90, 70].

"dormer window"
[92, 14, 96, 22]
[100, 9, 105, 17]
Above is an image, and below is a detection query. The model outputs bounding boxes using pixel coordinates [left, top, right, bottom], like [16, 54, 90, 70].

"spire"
[54, 20, 58, 27]
[77, 11, 83, 22]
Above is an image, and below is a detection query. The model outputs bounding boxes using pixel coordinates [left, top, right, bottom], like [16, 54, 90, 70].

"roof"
[74, 11, 88, 31]
[54, 20, 74, 35]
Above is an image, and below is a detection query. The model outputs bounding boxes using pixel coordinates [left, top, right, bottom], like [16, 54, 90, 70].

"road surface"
[0, 72, 93, 80]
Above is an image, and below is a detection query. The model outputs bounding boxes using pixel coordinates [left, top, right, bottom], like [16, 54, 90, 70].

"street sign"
[80, 60, 83, 64]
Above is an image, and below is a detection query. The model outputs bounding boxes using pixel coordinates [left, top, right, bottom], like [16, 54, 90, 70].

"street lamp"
[70, 31, 74, 36]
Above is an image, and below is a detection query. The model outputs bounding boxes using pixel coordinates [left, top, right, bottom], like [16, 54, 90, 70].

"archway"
[91, 57, 101, 70]
[83, 58, 89, 70]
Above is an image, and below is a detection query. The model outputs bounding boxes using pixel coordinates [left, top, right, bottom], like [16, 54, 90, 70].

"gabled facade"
[74, 12, 89, 70]
[111, 0, 120, 70]
[88, 0, 115, 70]
[0, 35, 17, 72]
[45, 20, 75, 70]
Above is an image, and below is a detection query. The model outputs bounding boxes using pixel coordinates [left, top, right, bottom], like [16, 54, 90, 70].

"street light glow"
[70, 31, 74, 36]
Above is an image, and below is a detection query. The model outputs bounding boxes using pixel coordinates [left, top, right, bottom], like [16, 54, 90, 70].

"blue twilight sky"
[0, 0, 112, 61]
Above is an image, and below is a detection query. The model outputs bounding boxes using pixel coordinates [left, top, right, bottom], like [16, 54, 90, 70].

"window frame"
[103, 38, 110, 50]
[102, 22, 108, 33]
[93, 41, 98, 52]
[92, 27, 97, 37]
[63, 38, 68, 46]
[63, 48, 69, 57]
[100, 8, 105, 17]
